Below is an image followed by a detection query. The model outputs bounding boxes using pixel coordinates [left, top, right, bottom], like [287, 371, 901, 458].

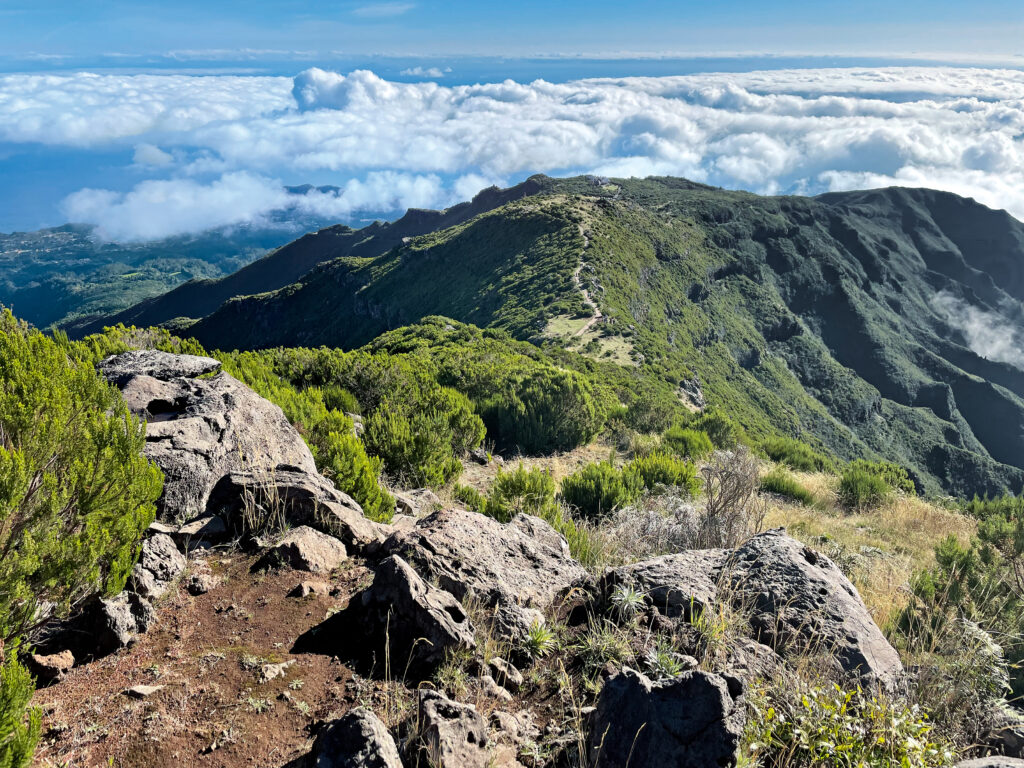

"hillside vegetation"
[81, 175, 1024, 498]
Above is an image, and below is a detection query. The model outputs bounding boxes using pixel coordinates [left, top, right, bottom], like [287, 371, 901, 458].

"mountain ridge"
[75, 175, 1024, 498]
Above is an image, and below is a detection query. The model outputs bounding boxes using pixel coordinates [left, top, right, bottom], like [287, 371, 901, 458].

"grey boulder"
[587, 667, 744, 768]
[309, 707, 403, 768]
[726, 529, 904, 691]
[98, 350, 221, 383]
[257, 526, 347, 574]
[102, 352, 318, 521]
[130, 533, 186, 599]
[412, 689, 489, 768]
[956, 760, 1024, 767]
[209, 469, 387, 555]
[383, 508, 589, 610]
[602, 549, 730, 619]
[302, 555, 474, 676]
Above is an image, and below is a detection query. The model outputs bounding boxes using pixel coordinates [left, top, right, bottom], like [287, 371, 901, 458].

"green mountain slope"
[87, 176, 1024, 497]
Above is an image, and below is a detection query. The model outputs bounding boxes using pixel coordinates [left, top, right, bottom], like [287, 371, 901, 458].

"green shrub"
[321, 384, 360, 415]
[689, 410, 739, 449]
[623, 452, 700, 496]
[848, 459, 916, 495]
[559, 462, 641, 519]
[484, 465, 558, 523]
[839, 466, 892, 510]
[761, 436, 833, 472]
[0, 651, 40, 768]
[745, 682, 952, 767]
[481, 367, 602, 454]
[662, 427, 714, 460]
[0, 312, 162, 645]
[364, 400, 464, 488]
[453, 483, 486, 512]
[315, 430, 394, 523]
[760, 468, 817, 506]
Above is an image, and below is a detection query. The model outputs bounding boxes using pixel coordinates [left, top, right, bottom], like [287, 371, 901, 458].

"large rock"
[130, 533, 186, 599]
[257, 526, 347, 574]
[956, 760, 1024, 767]
[383, 508, 589, 609]
[412, 689, 489, 768]
[101, 352, 318, 521]
[89, 592, 156, 656]
[393, 488, 441, 518]
[587, 667, 744, 768]
[209, 469, 387, 555]
[726, 529, 904, 691]
[308, 707, 403, 768]
[602, 549, 730, 620]
[298, 555, 474, 676]
[98, 350, 221, 383]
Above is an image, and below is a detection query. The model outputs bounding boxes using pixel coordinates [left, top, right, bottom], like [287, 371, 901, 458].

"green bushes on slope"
[761, 436, 834, 472]
[839, 459, 916, 510]
[662, 426, 714, 460]
[0, 312, 164, 767]
[622, 452, 701, 496]
[760, 468, 818, 507]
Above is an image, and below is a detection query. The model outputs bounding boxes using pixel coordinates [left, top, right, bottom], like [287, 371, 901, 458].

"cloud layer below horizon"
[4, 65, 1024, 240]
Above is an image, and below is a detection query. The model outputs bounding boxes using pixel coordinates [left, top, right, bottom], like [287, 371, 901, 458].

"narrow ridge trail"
[573, 224, 602, 337]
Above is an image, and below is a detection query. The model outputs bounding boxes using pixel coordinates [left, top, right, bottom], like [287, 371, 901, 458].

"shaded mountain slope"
[75, 176, 549, 334]
[92, 176, 1024, 497]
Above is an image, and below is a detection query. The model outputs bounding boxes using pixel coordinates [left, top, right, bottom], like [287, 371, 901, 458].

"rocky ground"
[25, 351, 1024, 768]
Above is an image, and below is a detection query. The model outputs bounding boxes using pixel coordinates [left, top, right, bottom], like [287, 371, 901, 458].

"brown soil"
[32, 553, 378, 768]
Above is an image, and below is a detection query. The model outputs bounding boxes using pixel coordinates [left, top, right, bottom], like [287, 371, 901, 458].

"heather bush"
[761, 436, 833, 473]
[484, 464, 558, 523]
[662, 426, 714, 460]
[622, 452, 700, 497]
[839, 466, 892, 510]
[760, 468, 818, 507]
[559, 461, 642, 519]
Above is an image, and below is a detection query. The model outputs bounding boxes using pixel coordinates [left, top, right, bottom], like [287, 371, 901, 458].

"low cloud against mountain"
[3, 65, 1024, 239]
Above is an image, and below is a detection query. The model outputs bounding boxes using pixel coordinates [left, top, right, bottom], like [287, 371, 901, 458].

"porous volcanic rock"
[298, 555, 474, 676]
[308, 707, 403, 768]
[256, 526, 347, 574]
[130, 533, 186, 599]
[726, 528, 904, 690]
[587, 667, 744, 768]
[955, 759, 1024, 767]
[602, 549, 730, 619]
[209, 468, 387, 554]
[100, 351, 318, 521]
[412, 689, 490, 768]
[383, 508, 589, 609]
[98, 350, 221, 383]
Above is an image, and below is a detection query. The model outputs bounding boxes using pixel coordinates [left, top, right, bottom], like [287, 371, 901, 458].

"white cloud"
[932, 291, 1024, 370]
[61, 170, 463, 241]
[132, 143, 174, 167]
[399, 66, 450, 79]
[7, 65, 1024, 237]
[351, 3, 414, 18]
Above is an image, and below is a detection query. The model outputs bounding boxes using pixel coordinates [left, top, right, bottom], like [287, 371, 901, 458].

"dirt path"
[573, 225, 602, 337]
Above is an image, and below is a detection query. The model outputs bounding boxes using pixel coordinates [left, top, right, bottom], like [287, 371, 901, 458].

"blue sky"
[2, 0, 1023, 70]
[1, 1, 1024, 237]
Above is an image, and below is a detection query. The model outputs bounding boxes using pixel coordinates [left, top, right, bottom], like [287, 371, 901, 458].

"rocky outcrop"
[209, 469, 387, 555]
[383, 508, 589, 610]
[726, 529, 904, 691]
[307, 707, 403, 768]
[298, 555, 474, 676]
[393, 488, 441, 518]
[98, 350, 221, 383]
[602, 549, 730, 619]
[89, 592, 157, 656]
[101, 351, 318, 521]
[587, 667, 744, 768]
[130, 533, 186, 599]
[412, 689, 490, 768]
[601, 529, 903, 691]
[956, 759, 1024, 767]
[256, 526, 347, 573]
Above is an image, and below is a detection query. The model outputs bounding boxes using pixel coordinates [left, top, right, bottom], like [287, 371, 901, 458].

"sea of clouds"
[3, 65, 1024, 240]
